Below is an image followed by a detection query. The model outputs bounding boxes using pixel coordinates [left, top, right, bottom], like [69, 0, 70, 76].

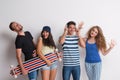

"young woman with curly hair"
[81, 26, 115, 80]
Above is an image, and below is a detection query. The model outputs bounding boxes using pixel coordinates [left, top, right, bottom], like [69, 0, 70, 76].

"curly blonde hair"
[87, 26, 107, 51]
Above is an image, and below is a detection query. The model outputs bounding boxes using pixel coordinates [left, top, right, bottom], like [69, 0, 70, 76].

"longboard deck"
[10, 52, 58, 78]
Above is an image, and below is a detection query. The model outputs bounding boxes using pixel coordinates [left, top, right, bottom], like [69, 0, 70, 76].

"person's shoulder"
[25, 31, 31, 34]
[15, 35, 22, 43]
[37, 37, 43, 44]
[83, 37, 87, 42]
[25, 31, 32, 36]
[16, 35, 21, 39]
[39, 37, 42, 40]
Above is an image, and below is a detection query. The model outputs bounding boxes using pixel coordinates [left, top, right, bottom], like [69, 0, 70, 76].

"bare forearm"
[16, 56, 25, 71]
[79, 37, 86, 48]
[37, 50, 52, 66]
[37, 52, 48, 62]
[102, 47, 112, 56]
[37, 38, 48, 62]
[77, 30, 85, 48]
[59, 32, 66, 44]
[16, 49, 28, 75]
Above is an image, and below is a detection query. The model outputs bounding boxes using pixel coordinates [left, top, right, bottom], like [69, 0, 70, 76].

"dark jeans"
[28, 70, 38, 80]
[63, 65, 80, 80]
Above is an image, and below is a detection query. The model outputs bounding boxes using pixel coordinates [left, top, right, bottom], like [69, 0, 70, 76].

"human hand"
[109, 39, 116, 49]
[32, 50, 37, 57]
[75, 21, 84, 36]
[64, 26, 68, 34]
[78, 21, 84, 30]
[57, 52, 62, 61]
[46, 60, 52, 66]
[22, 68, 28, 75]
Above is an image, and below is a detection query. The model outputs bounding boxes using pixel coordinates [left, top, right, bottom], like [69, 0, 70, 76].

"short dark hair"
[66, 21, 76, 28]
[9, 22, 14, 31]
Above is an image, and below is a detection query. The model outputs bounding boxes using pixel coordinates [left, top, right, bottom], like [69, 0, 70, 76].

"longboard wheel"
[14, 75, 17, 78]
[59, 58, 62, 62]
[10, 65, 18, 78]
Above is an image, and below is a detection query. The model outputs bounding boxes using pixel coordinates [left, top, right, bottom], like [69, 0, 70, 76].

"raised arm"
[76, 22, 86, 48]
[101, 40, 115, 56]
[59, 26, 68, 44]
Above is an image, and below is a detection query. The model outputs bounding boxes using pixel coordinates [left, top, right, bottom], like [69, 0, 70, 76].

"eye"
[95, 31, 97, 33]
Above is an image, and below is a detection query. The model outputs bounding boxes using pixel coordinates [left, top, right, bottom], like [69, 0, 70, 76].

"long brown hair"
[87, 26, 107, 51]
[41, 31, 56, 48]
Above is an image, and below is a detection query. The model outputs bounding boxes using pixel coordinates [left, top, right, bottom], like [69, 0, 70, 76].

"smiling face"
[90, 27, 98, 38]
[67, 24, 76, 35]
[42, 31, 49, 39]
[11, 22, 23, 32]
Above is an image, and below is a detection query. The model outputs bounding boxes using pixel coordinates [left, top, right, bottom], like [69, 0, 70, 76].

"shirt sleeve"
[15, 37, 22, 49]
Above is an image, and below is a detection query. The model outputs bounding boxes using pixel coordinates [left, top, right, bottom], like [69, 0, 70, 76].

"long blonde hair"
[87, 26, 107, 51]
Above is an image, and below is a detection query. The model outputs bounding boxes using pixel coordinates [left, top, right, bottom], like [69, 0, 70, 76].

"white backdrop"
[0, 0, 120, 80]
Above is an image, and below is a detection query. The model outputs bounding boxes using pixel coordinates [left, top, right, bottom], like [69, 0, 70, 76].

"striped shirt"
[62, 35, 80, 66]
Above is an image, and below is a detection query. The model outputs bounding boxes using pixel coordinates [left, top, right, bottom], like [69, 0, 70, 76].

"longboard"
[10, 52, 59, 78]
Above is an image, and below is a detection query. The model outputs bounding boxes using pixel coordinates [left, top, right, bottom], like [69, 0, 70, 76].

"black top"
[15, 31, 36, 61]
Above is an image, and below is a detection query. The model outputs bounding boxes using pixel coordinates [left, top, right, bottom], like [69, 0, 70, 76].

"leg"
[93, 62, 102, 80]
[28, 70, 38, 80]
[41, 65, 51, 80]
[50, 61, 58, 80]
[72, 65, 80, 80]
[50, 68, 57, 80]
[41, 70, 50, 80]
[62, 66, 72, 80]
[85, 63, 94, 80]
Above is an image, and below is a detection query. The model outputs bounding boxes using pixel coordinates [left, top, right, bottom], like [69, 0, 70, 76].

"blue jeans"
[63, 65, 80, 80]
[85, 62, 101, 80]
[28, 70, 38, 80]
